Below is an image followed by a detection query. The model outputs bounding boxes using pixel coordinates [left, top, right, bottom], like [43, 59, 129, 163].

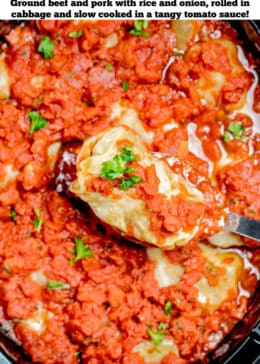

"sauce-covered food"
[0, 20, 259, 364]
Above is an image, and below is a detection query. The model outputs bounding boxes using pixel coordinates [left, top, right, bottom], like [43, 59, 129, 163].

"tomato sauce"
[0, 20, 259, 364]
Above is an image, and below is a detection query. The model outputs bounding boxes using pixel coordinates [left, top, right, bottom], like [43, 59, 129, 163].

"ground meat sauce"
[0, 20, 259, 364]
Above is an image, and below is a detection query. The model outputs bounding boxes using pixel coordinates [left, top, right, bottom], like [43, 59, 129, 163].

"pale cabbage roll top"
[70, 126, 206, 249]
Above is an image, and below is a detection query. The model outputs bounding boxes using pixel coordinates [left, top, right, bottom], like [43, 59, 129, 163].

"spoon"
[224, 211, 260, 241]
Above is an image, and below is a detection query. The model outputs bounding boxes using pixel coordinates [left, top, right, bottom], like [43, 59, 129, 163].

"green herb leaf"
[120, 146, 137, 163]
[164, 301, 172, 316]
[101, 155, 127, 181]
[123, 167, 135, 174]
[147, 325, 164, 349]
[105, 63, 113, 71]
[101, 147, 136, 178]
[223, 122, 246, 142]
[68, 30, 83, 38]
[100, 146, 135, 181]
[29, 111, 48, 135]
[70, 237, 93, 265]
[222, 131, 231, 143]
[122, 81, 129, 91]
[74, 350, 82, 357]
[47, 280, 71, 290]
[10, 209, 17, 220]
[100, 146, 142, 190]
[33, 207, 43, 232]
[228, 122, 245, 138]
[38, 36, 55, 59]
[129, 20, 150, 38]
[158, 322, 167, 331]
[121, 176, 141, 190]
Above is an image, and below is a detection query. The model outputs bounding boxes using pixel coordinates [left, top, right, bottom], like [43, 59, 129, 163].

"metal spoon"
[224, 211, 260, 241]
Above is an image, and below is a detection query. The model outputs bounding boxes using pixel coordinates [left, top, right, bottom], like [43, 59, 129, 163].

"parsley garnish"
[120, 146, 137, 163]
[120, 176, 141, 190]
[222, 122, 246, 142]
[106, 63, 113, 71]
[29, 111, 48, 135]
[70, 237, 93, 265]
[122, 81, 129, 91]
[164, 301, 172, 316]
[147, 322, 168, 350]
[101, 146, 136, 181]
[228, 122, 245, 138]
[38, 36, 55, 59]
[158, 322, 167, 331]
[100, 146, 141, 190]
[33, 207, 43, 232]
[129, 20, 150, 38]
[10, 209, 17, 220]
[147, 325, 164, 349]
[222, 131, 231, 143]
[68, 30, 83, 38]
[101, 154, 127, 181]
[47, 280, 71, 290]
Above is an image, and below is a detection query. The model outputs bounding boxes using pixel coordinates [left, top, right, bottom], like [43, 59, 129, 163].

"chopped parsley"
[164, 301, 172, 316]
[228, 122, 245, 137]
[101, 146, 136, 181]
[122, 81, 129, 91]
[222, 122, 246, 142]
[33, 207, 43, 232]
[38, 36, 55, 59]
[100, 146, 141, 190]
[120, 175, 141, 190]
[68, 29, 83, 38]
[101, 155, 127, 181]
[120, 146, 137, 163]
[147, 325, 164, 350]
[222, 131, 231, 142]
[158, 322, 167, 331]
[105, 63, 113, 71]
[70, 237, 93, 265]
[74, 350, 82, 357]
[47, 280, 71, 290]
[29, 111, 48, 135]
[10, 209, 17, 220]
[147, 322, 168, 350]
[129, 20, 150, 38]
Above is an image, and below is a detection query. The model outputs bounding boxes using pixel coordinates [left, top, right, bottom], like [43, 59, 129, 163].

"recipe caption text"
[3, 0, 258, 20]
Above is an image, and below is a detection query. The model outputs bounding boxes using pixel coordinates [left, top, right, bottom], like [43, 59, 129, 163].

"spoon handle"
[225, 211, 260, 241]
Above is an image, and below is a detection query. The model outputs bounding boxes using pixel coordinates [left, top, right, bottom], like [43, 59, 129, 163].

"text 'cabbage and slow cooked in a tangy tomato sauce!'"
[0, 20, 259, 364]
